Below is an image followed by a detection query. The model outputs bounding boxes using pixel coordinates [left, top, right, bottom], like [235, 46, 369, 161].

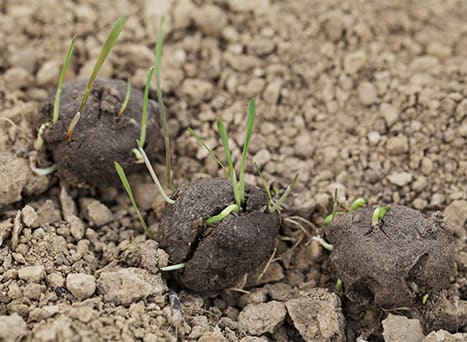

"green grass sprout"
[238, 99, 256, 203]
[324, 189, 339, 228]
[138, 66, 155, 149]
[31, 164, 57, 176]
[137, 147, 175, 205]
[254, 162, 273, 204]
[188, 127, 227, 177]
[67, 16, 128, 142]
[422, 293, 429, 304]
[336, 278, 343, 293]
[34, 123, 49, 150]
[160, 263, 186, 271]
[372, 206, 389, 225]
[114, 161, 154, 239]
[205, 203, 240, 225]
[117, 79, 132, 118]
[312, 236, 334, 251]
[53, 34, 76, 124]
[217, 118, 241, 208]
[154, 16, 173, 190]
[349, 197, 366, 211]
[268, 173, 299, 212]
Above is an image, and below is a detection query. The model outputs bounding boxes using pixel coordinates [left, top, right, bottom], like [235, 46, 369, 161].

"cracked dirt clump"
[325, 206, 456, 309]
[157, 178, 280, 293]
[39, 78, 161, 187]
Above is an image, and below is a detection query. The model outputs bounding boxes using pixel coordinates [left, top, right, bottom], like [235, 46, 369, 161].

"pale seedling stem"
[114, 161, 154, 239]
[138, 147, 175, 205]
[312, 236, 334, 251]
[66, 16, 128, 142]
[65, 112, 81, 142]
[117, 79, 132, 118]
[138, 66, 154, 149]
[161, 263, 186, 271]
[154, 16, 173, 190]
[254, 162, 273, 204]
[268, 173, 299, 213]
[31, 164, 57, 176]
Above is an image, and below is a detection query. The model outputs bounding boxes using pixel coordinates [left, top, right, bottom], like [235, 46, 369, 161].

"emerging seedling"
[117, 80, 132, 118]
[66, 16, 128, 142]
[422, 293, 429, 305]
[312, 236, 334, 251]
[372, 206, 389, 225]
[324, 192, 367, 228]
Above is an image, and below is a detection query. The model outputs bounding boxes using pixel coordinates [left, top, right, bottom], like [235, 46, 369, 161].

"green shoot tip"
[372, 206, 389, 225]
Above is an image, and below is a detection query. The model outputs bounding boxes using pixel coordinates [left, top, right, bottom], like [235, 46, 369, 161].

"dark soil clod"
[156, 178, 281, 293]
[325, 205, 455, 309]
[38, 78, 161, 187]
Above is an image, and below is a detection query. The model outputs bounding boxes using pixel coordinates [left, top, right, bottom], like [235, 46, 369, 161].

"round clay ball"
[39, 78, 161, 187]
[325, 205, 455, 308]
[157, 178, 280, 293]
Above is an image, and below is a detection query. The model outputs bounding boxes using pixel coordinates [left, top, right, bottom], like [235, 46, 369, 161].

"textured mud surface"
[158, 178, 280, 292]
[40, 78, 160, 187]
[326, 206, 455, 308]
[0, 1, 466, 341]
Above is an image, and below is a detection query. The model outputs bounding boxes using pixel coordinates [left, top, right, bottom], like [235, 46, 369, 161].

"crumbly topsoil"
[157, 178, 280, 292]
[325, 206, 456, 308]
[39, 78, 161, 187]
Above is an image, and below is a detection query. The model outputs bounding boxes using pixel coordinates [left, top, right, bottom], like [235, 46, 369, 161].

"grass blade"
[78, 16, 128, 113]
[138, 67, 155, 148]
[154, 16, 173, 190]
[254, 162, 273, 204]
[117, 79, 132, 118]
[268, 173, 299, 212]
[238, 99, 256, 206]
[114, 161, 154, 239]
[217, 118, 241, 208]
[138, 147, 175, 205]
[188, 127, 227, 177]
[65, 112, 81, 142]
[53, 34, 76, 123]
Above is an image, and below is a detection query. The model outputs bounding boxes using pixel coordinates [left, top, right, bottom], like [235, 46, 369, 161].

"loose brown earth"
[0, 1, 466, 341]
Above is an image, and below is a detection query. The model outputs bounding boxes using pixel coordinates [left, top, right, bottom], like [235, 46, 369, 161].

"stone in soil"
[285, 288, 346, 342]
[66, 273, 96, 300]
[156, 178, 280, 293]
[238, 301, 286, 336]
[325, 206, 455, 308]
[0, 314, 27, 341]
[382, 314, 424, 342]
[39, 78, 161, 187]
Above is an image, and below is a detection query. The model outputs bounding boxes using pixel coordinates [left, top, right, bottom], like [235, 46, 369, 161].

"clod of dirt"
[39, 78, 161, 187]
[382, 314, 424, 342]
[285, 288, 346, 342]
[238, 301, 287, 336]
[325, 206, 455, 308]
[156, 178, 280, 293]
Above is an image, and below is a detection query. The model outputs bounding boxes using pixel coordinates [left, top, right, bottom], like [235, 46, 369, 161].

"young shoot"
[160, 263, 186, 272]
[324, 189, 340, 228]
[154, 16, 173, 190]
[205, 204, 239, 225]
[336, 278, 343, 293]
[312, 236, 334, 251]
[188, 127, 228, 177]
[66, 16, 128, 142]
[137, 147, 175, 205]
[117, 79, 132, 118]
[422, 293, 429, 305]
[372, 206, 389, 225]
[349, 197, 367, 211]
[114, 161, 154, 239]
[31, 164, 57, 176]
[137, 66, 155, 149]
[255, 162, 299, 213]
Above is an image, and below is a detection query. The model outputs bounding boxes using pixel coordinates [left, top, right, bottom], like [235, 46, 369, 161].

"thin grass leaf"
[117, 79, 132, 118]
[53, 34, 76, 123]
[254, 162, 272, 204]
[205, 203, 239, 225]
[217, 118, 241, 208]
[31, 164, 57, 176]
[114, 161, 154, 239]
[138, 67, 154, 148]
[160, 263, 186, 271]
[188, 127, 227, 176]
[138, 147, 175, 205]
[154, 16, 173, 190]
[78, 16, 128, 113]
[268, 173, 299, 213]
[238, 98, 256, 206]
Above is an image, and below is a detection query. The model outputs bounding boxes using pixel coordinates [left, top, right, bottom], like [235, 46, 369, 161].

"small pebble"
[18, 265, 45, 283]
[66, 273, 96, 300]
[387, 172, 413, 187]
